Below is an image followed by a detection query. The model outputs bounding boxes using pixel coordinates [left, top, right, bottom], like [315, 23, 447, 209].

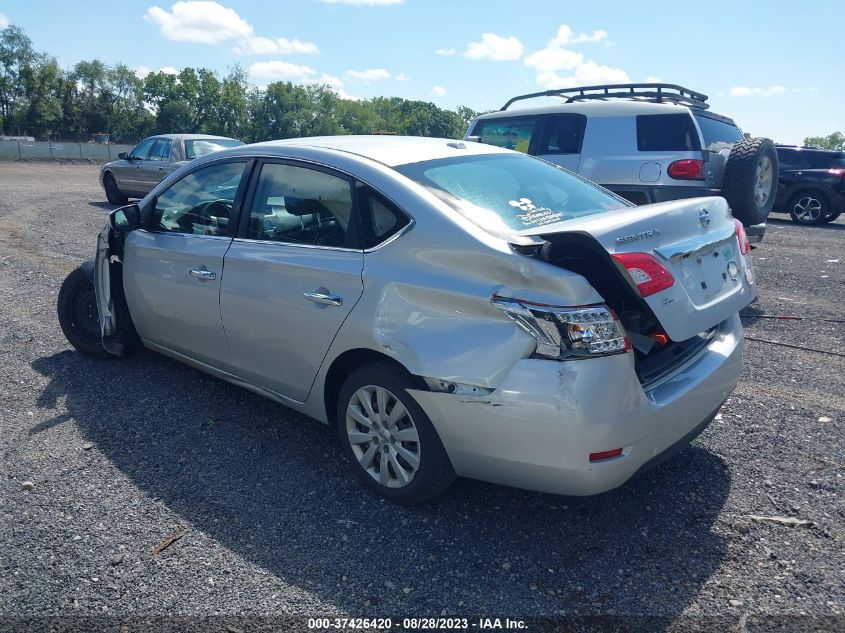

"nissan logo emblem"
[698, 208, 711, 228]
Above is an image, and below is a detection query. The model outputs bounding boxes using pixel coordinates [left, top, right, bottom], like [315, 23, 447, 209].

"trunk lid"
[530, 196, 755, 341]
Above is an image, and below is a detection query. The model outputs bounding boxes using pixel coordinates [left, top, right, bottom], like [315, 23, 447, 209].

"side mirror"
[110, 204, 141, 233]
[118, 152, 128, 160]
[465, 135, 481, 143]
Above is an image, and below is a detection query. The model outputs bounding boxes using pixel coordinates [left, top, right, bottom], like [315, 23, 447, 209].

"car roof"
[238, 135, 511, 166]
[151, 134, 240, 141]
[475, 100, 704, 120]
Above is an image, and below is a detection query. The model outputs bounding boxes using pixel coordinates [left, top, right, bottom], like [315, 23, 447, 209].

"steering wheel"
[197, 199, 232, 234]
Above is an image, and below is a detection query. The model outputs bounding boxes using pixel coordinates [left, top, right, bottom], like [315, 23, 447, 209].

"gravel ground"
[0, 162, 843, 631]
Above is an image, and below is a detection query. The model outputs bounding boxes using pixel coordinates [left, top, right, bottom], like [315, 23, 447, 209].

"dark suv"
[774, 145, 845, 225]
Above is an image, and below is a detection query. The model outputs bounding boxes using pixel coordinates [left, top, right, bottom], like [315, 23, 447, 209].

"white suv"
[465, 83, 778, 241]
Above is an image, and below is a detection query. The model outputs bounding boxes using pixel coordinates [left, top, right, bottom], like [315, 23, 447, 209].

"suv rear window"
[474, 118, 535, 153]
[694, 114, 744, 149]
[636, 114, 701, 152]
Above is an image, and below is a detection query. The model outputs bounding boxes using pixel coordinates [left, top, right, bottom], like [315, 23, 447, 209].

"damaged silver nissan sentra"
[57, 136, 755, 504]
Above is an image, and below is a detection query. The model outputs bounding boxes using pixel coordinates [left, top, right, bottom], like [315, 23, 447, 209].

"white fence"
[0, 140, 135, 162]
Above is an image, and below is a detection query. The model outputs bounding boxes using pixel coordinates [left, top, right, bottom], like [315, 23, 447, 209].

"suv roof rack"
[500, 83, 709, 111]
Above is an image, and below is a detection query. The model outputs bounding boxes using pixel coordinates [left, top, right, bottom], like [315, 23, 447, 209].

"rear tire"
[721, 138, 778, 226]
[57, 262, 117, 359]
[336, 362, 455, 505]
[788, 191, 830, 225]
[104, 173, 128, 205]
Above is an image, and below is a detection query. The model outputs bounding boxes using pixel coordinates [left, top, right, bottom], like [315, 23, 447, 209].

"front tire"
[57, 262, 115, 359]
[336, 362, 455, 505]
[788, 191, 830, 225]
[103, 173, 128, 205]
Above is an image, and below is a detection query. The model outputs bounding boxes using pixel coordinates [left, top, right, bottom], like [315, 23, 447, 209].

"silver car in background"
[60, 136, 755, 505]
[99, 133, 243, 204]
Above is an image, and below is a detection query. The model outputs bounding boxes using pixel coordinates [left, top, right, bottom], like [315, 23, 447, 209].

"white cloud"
[464, 33, 523, 61]
[729, 85, 786, 98]
[551, 25, 608, 46]
[536, 61, 630, 90]
[135, 66, 181, 79]
[395, 72, 410, 81]
[0, 13, 9, 28]
[524, 48, 583, 73]
[144, 2, 251, 43]
[645, 76, 662, 83]
[145, 2, 318, 56]
[308, 73, 358, 100]
[430, 85, 447, 97]
[248, 60, 316, 80]
[159, 66, 180, 75]
[316, 0, 403, 5]
[435, 48, 456, 56]
[346, 68, 391, 81]
[234, 36, 319, 55]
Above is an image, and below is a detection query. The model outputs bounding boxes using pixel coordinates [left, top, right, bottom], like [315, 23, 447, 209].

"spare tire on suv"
[721, 137, 779, 226]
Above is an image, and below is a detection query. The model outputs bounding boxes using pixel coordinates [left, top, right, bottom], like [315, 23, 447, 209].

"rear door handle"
[302, 291, 342, 306]
[189, 268, 216, 281]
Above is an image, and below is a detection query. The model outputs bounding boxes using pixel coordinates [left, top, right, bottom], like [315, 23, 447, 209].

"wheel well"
[323, 349, 414, 426]
[788, 188, 830, 207]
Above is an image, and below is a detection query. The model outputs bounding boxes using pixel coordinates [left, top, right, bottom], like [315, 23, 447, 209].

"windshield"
[394, 153, 629, 234]
[184, 138, 244, 159]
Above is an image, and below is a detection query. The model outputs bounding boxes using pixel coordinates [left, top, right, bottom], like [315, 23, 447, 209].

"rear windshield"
[636, 114, 701, 151]
[184, 138, 244, 159]
[394, 153, 629, 234]
[694, 114, 744, 149]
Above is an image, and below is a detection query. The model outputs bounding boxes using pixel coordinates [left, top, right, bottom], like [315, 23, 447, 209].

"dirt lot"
[1, 162, 843, 631]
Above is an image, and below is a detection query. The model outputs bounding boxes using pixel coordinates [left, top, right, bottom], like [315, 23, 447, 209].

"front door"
[113, 137, 156, 195]
[122, 159, 249, 366]
[220, 160, 364, 402]
[139, 138, 173, 192]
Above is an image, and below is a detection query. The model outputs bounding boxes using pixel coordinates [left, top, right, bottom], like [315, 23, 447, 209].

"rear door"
[219, 160, 364, 402]
[122, 159, 250, 366]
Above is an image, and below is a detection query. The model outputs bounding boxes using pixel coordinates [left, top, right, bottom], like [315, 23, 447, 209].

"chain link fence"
[0, 140, 135, 162]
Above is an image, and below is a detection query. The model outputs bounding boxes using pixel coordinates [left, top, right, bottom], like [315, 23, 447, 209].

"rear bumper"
[410, 314, 744, 496]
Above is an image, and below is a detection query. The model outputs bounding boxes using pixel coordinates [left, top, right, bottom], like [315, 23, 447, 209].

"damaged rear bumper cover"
[409, 314, 743, 496]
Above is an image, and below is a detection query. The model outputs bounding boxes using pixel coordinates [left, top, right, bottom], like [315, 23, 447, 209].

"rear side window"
[806, 151, 845, 169]
[356, 184, 411, 249]
[636, 114, 701, 151]
[694, 114, 744, 149]
[246, 163, 353, 248]
[536, 115, 586, 154]
[474, 117, 536, 153]
[777, 149, 809, 170]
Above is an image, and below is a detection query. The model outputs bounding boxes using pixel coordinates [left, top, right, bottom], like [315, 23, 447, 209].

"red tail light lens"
[590, 448, 623, 462]
[828, 168, 845, 179]
[734, 219, 751, 255]
[667, 159, 705, 180]
[612, 252, 675, 297]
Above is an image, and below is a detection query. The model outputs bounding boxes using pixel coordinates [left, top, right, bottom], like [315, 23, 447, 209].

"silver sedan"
[99, 133, 243, 204]
[60, 136, 755, 504]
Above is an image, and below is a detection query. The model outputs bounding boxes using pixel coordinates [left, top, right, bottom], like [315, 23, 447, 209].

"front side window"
[475, 118, 536, 153]
[356, 184, 410, 249]
[636, 114, 701, 151]
[151, 161, 246, 236]
[395, 154, 629, 235]
[147, 139, 171, 161]
[184, 138, 245, 160]
[246, 163, 353, 248]
[536, 115, 587, 154]
[130, 137, 156, 160]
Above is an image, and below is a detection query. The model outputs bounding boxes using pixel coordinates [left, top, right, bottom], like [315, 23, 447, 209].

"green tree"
[804, 131, 845, 150]
[0, 25, 36, 133]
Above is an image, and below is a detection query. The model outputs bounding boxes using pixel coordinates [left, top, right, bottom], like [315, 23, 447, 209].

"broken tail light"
[734, 219, 751, 255]
[612, 252, 675, 297]
[492, 298, 631, 360]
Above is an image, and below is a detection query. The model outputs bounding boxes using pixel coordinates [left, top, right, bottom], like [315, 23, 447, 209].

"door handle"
[189, 268, 216, 281]
[302, 291, 342, 306]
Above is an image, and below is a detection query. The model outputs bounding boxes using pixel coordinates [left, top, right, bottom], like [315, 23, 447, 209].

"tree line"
[0, 24, 479, 144]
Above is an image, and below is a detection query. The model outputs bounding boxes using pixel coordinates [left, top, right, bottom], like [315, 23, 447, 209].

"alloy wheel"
[793, 196, 823, 223]
[753, 155, 773, 207]
[345, 385, 421, 489]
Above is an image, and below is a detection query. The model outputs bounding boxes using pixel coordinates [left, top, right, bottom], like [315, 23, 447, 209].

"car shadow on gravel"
[32, 349, 732, 619]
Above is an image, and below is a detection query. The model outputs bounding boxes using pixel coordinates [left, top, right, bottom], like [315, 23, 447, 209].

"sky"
[1, 0, 843, 144]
